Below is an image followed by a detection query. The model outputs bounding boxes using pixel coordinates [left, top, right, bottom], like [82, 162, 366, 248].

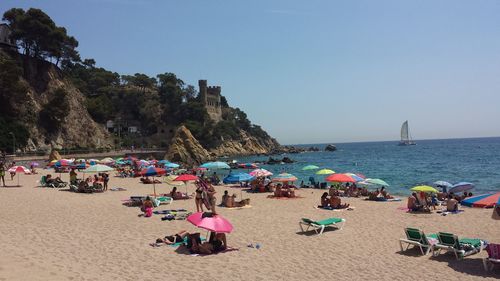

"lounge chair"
[399, 227, 435, 255]
[432, 232, 485, 260]
[483, 243, 500, 271]
[299, 217, 346, 235]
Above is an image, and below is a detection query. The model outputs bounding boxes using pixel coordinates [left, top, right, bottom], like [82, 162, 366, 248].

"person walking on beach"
[103, 173, 109, 191]
[0, 161, 6, 187]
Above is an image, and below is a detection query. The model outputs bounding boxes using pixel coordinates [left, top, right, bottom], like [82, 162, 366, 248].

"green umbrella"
[82, 164, 114, 173]
[316, 169, 335, 175]
[363, 178, 389, 186]
[302, 165, 319, 171]
[410, 185, 438, 193]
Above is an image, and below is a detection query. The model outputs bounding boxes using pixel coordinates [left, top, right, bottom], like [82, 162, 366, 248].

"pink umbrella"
[249, 168, 273, 177]
[7, 166, 31, 186]
[325, 173, 356, 183]
[187, 212, 233, 233]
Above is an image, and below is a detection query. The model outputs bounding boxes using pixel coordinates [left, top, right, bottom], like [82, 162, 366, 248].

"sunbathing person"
[274, 184, 283, 197]
[154, 230, 190, 246]
[330, 195, 350, 209]
[380, 186, 394, 199]
[407, 192, 421, 211]
[283, 185, 295, 198]
[169, 186, 190, 200]
[206, 232, 227, 253]
[446, 194, 459, 212]
[221, 190, 230, 207]
[186, 233, 212, 255]
[226, 194, 250, 208]
[319, 192, 329, 208]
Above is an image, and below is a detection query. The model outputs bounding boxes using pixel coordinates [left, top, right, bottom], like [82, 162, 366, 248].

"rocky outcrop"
[325, 144, 337, 151]
[3, 52, 111, 151]
[166, 125, 211, 165]
[209, 130, 281, 157]
[48, 149, 61, 161]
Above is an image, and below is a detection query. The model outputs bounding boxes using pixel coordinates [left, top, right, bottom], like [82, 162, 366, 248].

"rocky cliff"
[166, 125, 212, 165]
[2, 51, 111, 151]
[209, 129, 280, 157]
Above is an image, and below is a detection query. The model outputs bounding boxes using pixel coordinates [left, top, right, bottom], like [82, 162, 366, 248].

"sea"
[234, 137, 500, 196]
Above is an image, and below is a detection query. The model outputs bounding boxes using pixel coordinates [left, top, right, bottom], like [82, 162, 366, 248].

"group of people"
[273, 183, 296, 198]
[407, 191, 466, 213]
[220, 190, 250, 208]
[75, 172, 109, 192]
[319, 191, 350, 209]
[153, 230, 228, 255]
[249, 177, 273, 193]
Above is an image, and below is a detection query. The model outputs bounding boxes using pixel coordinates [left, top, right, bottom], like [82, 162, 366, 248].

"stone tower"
[199, 80, 222, 123]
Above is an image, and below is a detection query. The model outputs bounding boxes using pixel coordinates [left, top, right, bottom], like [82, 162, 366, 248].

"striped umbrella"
[140, 166, 166, 197]
[272, 173, 297, 182]
[345, 173, 365, 182]
[249, 168, 273, 177]
[461, 192, 500, 208]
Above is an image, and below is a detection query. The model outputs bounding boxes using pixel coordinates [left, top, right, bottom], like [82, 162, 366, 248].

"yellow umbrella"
[410, 185, 438, 193]
[316, 169, 335, 175]
[164, 175, 184, 186]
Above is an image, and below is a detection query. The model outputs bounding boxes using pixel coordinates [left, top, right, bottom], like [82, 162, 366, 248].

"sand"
[0, 170, 498, 281]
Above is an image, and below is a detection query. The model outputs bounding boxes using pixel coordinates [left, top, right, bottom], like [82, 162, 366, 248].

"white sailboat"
[398, 120, 416, 146]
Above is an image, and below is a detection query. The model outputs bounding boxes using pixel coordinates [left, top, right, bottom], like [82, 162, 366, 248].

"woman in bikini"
[195, 184, 204, 212]
[154, 230, 190, 246]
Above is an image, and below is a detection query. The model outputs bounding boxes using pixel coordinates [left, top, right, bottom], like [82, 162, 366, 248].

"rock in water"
[325, 144, 337, 151]
[165, 126, 211, 165]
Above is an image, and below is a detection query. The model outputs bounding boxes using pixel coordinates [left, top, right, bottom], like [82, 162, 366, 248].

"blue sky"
[2, 0, 500, 144]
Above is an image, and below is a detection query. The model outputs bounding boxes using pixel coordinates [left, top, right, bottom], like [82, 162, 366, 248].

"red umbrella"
[7, 166, 30, 186]
[325, 173, 356, 183]
[173, 174, 199, 194]
[187, 212, 233, 233]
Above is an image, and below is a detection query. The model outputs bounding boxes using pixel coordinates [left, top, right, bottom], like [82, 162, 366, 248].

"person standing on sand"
[0, 161, 6, 187]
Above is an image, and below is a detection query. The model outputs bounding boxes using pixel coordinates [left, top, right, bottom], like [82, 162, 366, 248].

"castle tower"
[198, 80, 222, 123]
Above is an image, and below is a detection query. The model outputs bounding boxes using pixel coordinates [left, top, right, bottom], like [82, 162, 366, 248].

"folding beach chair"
[399, 227, 435, 255]
[433, 232, 485, 260]
[299, 217, 345, 235]
[483, 243, 500, 271]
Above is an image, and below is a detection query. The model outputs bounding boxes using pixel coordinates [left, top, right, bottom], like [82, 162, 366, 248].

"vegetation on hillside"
[0, 7, 275, 152]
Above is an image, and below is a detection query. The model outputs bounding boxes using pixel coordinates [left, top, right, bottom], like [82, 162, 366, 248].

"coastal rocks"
[325, 144, 337, 151]
[209, 130, 281, 157]
[165, 125, 211, 165]
[48, 149, 61, 161]
[265, 157, 295, 165]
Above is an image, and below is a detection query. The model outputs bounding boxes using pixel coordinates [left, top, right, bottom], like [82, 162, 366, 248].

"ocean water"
[235, 137, 500, 196]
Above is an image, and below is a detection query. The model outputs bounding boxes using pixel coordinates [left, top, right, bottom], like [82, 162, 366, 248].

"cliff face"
[4, 52, 111, 151]
[166, 125, 212, 165]
[209, 130, 281, 157]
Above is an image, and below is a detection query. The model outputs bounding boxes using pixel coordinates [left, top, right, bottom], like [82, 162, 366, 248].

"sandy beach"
[0, 170, 498, 281]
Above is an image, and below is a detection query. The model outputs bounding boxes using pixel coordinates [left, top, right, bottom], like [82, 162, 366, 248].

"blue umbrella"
[164, 162, 180, 169]
[200, 161, 230, 169]
[223, 173, 254, 184]
[449, 182, 475, 194]
[158, 160, 170, 164]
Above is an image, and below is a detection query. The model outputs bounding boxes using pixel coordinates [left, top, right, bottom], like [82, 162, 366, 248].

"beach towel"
[366, 197, 402, 202]
[315, 206, 355, 211]
[222, 205, 253, 210]
[267, 195, 304, 200]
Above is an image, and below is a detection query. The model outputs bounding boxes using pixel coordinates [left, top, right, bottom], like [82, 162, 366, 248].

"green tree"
[39, 88, 70, 133]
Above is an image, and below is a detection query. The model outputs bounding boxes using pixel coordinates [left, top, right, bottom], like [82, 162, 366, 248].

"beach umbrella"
[158, 160, 169, 164]
[316, 169, 335, 175]
[164, 162, 180, 169]
[238, 163, 259, 169]
[140, 166, 166, 197]
[249, 168, 273, 177]
[164, 175, 184, 186]
[344, 173, 365, 182]
[272, 173, 298, 182]
[187, 212, 233, 233]
[325, 173, 356, 183]
[449, 182, 475, 194]
[30, 162, 39, 167]
[223, 173, 254, 184]
[54, 159, 73, 167]
[302, 165, 319, 171]
[461, 192, 500, 208]
[82, 164, 114, 173]
[362, 178, 389, 186]
[200, 161, 230, 170]
[100, 157, 115, 164]
[7, 166, 30, 186]
[410, 185, 438, 193]
[433, 181, 453, 188]
[173, 174, 199, 194]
